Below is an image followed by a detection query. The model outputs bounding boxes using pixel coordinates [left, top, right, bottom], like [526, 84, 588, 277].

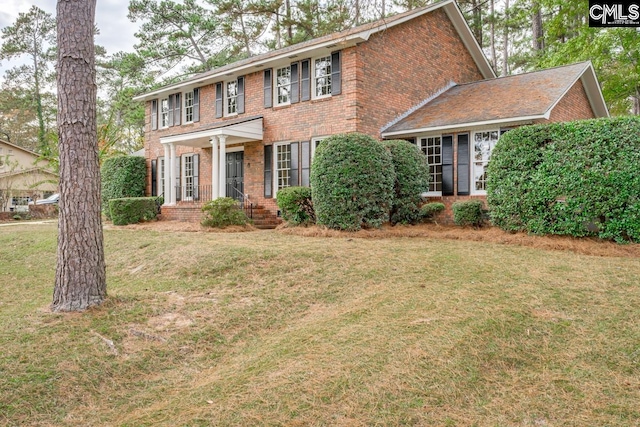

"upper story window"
[160, 98, 170, 128]
[314, 56, 332, 97]
[419, 136, 442, 194]
[473, 130, 499, 193]
[226, 80, 238, 115]
[275, 66, 291, 105]
[183, 90, 194, 123]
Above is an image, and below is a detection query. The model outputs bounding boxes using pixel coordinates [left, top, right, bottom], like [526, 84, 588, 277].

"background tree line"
[0, 0, 638, 159]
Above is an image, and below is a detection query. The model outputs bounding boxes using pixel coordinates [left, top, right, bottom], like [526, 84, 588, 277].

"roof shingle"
[384, 62, 591, 134]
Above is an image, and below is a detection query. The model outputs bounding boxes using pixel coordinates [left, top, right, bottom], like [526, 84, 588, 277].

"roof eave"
[134, 0, 497, 102]
[381, 114, 546, 137]
[442, 1, 496, 79]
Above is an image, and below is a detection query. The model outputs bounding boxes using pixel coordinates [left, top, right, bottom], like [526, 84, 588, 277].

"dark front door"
[226, 151, 244, 201]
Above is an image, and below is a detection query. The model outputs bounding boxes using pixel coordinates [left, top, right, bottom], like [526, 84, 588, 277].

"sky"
[0, 0, 139, 77]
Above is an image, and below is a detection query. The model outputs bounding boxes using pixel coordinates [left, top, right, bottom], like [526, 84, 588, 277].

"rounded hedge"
[310, 133, 395, 231]
[276, 186, 315, 226]
[101, 156, 146, 218]
[487, 117, 640, 242]
[382, 139, 430, 225]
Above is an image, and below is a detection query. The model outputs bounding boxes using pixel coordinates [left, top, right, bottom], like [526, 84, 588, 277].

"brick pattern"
[547, 80, 596, 122]
[355, 8, 485, 136]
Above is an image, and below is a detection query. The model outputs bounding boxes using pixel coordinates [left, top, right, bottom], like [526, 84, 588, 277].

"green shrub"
[310, 133, 395, 231]
[487, 117, 640, 242]
[382, 140, 430, 225]
[452, 199, 485, 227]
[420, 202, 445, 222]
[276, 186, 315, 225]
[201, 197, 249, 228]
[109, 197, 159, 226]
[101, 156, 146, 219]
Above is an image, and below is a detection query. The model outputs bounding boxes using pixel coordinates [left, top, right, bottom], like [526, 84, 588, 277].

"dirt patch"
[278, 223, 640, 258]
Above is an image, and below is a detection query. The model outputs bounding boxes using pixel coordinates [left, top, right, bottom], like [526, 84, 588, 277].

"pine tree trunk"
[532, 2, 544, 52]
[502, 0, 509, 76]
[52, 0, 106, 312]
[490, 0, 496, 69]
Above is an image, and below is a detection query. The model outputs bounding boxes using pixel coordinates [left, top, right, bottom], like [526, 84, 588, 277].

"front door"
[226, 152, 244, 201]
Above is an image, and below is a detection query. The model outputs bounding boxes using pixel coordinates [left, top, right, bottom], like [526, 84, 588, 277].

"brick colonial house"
[134, 0, 608, 225]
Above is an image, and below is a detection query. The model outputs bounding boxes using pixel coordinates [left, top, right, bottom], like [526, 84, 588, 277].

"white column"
[162, 143, 171, 206]
[210, 136, 219, 199]
[169, 142, 177, 205]
[218, 135, 227, 198]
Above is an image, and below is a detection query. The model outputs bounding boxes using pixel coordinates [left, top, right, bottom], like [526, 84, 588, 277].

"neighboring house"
[0, 139, 58, 213]
[134, 0, 608, 224]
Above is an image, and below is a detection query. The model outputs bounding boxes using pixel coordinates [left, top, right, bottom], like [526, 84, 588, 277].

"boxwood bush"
[420, 202, 445, 222]
[101, 156, 146, 219]
[201, 197, 249, 228]
[310, 133, 395, 231]
[276, 186, 315, 226]
[109, 197, 159, 226]
[382, 140, 430, 225]
[452, 199, 485, 227]
[487, 117, 640, 242]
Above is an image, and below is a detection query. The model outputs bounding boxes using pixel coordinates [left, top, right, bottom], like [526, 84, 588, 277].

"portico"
[159, 116, 263, 205]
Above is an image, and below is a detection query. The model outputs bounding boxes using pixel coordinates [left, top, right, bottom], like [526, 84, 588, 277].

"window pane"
[227, 81, 238, 114]
[276, 66, 291, 104]
[314, 56, 332, 97]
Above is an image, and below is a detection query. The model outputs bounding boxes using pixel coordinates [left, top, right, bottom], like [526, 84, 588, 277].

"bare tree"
[52, 0, 106, 312]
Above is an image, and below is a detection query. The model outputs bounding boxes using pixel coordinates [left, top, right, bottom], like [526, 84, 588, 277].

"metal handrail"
[230, 185, 253, 219]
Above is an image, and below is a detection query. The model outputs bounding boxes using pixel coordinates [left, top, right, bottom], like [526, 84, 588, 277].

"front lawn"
[1, 223, 639, 426]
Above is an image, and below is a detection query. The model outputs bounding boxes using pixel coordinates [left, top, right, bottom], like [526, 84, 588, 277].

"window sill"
[311, 95, 332, 103]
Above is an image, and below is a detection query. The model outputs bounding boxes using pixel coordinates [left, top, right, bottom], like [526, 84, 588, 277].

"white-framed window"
[313, 56, 332, 98]
[275, 143, 291, 191]
[183, 90, 194, 123]
[275, 66, 291, 105]
[160, 98, 169, 128]
[473, 130, 500, 193]
[419, 136, 442, 194]
[226, 80, 238, 116]
[311, 136, 327, 159]
[182, 154, 194, 200]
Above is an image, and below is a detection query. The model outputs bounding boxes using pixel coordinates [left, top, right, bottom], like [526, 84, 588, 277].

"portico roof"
[159, 116, 263, 147]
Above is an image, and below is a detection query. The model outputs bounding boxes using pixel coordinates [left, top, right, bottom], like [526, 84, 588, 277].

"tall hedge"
[382, 140, 430, 225]
[310, 133, 395, 231]
[487, 117, 640, 242]
[101, 156, 146, 217]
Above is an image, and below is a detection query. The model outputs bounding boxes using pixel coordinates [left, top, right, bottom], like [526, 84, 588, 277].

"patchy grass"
[1, 222, 639, 426]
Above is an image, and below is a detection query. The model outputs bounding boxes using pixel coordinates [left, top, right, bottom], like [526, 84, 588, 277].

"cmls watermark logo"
[589, 1, 640, 26]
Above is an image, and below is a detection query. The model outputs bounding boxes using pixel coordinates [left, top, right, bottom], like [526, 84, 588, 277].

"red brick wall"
[547, 79, 596, 122]
[143, 7, 488, 221]
[356, 8, 486, 136]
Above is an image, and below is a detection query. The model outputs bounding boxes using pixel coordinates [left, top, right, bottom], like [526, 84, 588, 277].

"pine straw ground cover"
[1, 222, 639, 426]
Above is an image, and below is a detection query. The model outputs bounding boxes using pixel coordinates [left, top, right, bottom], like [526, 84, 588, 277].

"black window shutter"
[193, 88, 200, 122]
[300, 59, 310, 102]
[290, 142, 299, 186]
[151, 99, 158, 130]
[301, 141, 310, 186]
[175, 155, 182, 201]
[264, 69, 273, 108]
[290, 62, 300, 104]
[174, 93, 181, 126]
[237, 76, 245, 114]
[168, 94, 175, 127]
[151, 159, 157, 196]
[442, 135, 454, 196]
[264, 145, 273, 197]
[405, 137, 417, 145]
[193, 154, 200, 200]
[215, 83, 223, 118]
[457, 134, 470, 195]
[331, 51, 342, 95]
